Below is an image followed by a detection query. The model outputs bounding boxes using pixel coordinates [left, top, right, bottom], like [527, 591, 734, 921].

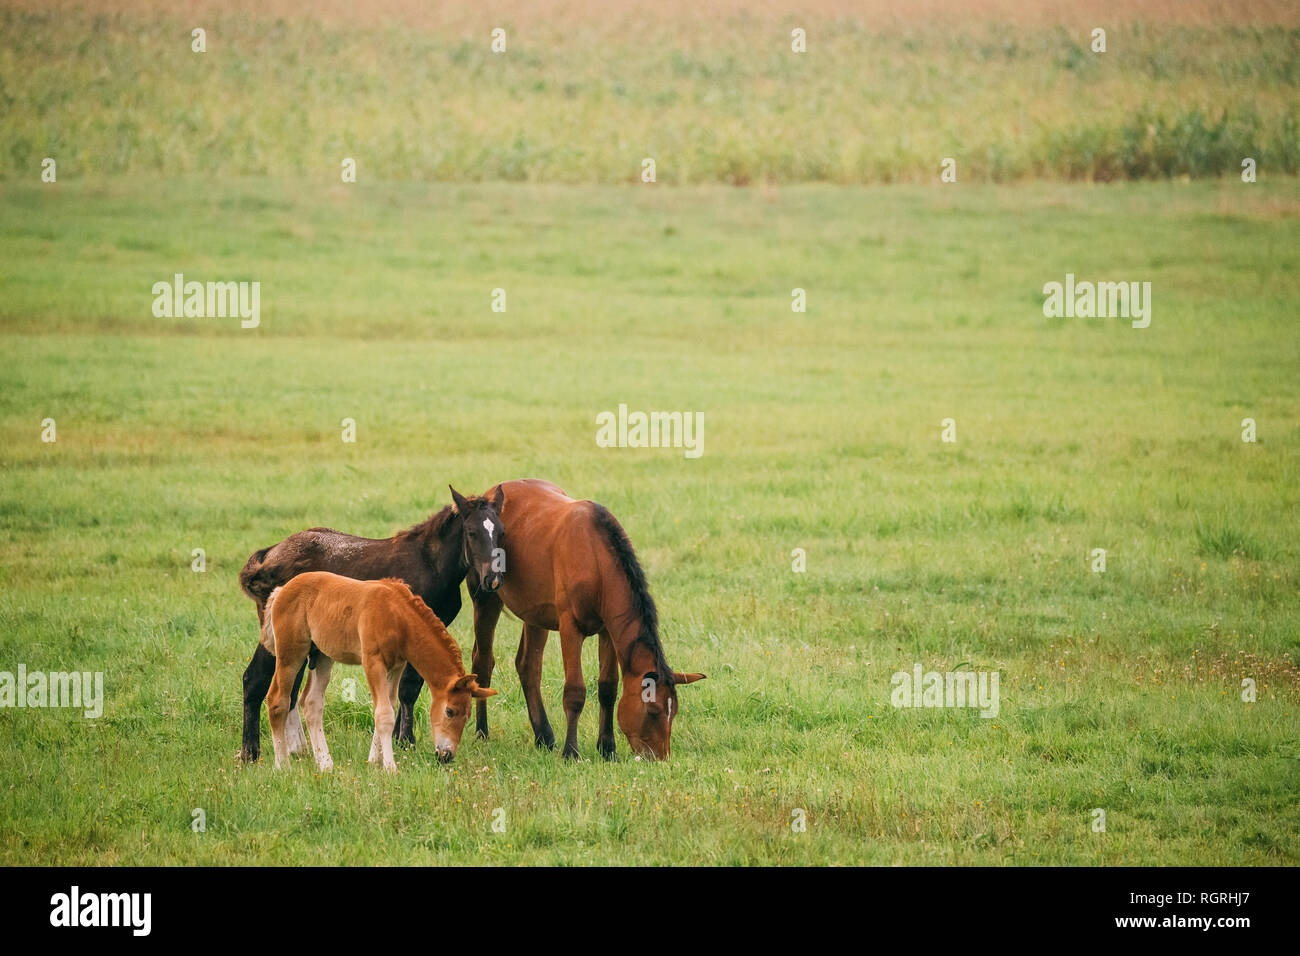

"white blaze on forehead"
[482, 518, 495, 536]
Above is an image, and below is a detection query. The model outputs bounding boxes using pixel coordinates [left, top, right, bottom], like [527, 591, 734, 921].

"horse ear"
[449, 485, 469, 514]
[451, 673, 498, 699]
[673, 672, 706, 685]
[490, 484, 505, 512]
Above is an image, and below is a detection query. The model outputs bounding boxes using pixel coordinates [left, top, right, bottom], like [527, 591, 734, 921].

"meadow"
[1, 0, 1298, 866]
[2, 0, 1299, 184]
[0, 175, 1297, 865]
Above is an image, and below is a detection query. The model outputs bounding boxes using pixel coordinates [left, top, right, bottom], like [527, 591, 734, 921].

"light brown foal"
[262, 571, 495, 771]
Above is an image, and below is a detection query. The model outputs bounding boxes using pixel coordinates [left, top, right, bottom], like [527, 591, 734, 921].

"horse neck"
[424, 513, 467, 587]
[397, 620, 461, 691]
[623, 635, 662, 679]
[603, 606, 659, 676]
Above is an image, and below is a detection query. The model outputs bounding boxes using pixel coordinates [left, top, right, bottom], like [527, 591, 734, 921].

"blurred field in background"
[3, 0, 1298, 184]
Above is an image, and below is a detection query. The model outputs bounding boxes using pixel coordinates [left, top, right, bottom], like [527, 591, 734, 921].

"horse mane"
[590, 504, 674, 686]
[393, 505, 458, 543]
[378, 578, 466, 676]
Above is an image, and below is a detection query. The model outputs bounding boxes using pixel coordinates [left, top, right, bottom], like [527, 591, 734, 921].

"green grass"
[3, 2, 1298, 184]
[0, 175, 1298, 864]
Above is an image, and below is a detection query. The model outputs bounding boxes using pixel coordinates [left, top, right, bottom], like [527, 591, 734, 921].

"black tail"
[239, 546, 275, 603]
[590, 504, 673, 684]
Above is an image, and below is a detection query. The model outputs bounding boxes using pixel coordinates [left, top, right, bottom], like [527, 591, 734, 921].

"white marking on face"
[482, 518, 495, 538]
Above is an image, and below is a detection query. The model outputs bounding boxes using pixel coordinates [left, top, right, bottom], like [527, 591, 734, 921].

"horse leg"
[365, 660, 387, 766]
[379, 665, 404, 771]
[558, 617, 587, 760]
[301, 658, 334, 771]
[240, 642, 275, 762]
[286, 668, 309, 755]
[515, 622, 554, 750]
[388, 666, 404, 766]
[366, 659, 400, 772]
[266, 671, 286, 769]
[471, 592, 503, 739]
[394, 663, 423, 748]
[266, 657, 304, 770]
[596, 628, 618, 761]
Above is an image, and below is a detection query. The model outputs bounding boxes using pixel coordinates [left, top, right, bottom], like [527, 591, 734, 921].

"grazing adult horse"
[263, 572, 495, 771]
[466, 479, 704, 760]
[237, 485, 504, 762]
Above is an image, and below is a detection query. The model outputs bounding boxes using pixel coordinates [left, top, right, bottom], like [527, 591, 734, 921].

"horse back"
[271, 571, 368, 666]
[496, 487, 627, 634]
[241, 527, 429, 607]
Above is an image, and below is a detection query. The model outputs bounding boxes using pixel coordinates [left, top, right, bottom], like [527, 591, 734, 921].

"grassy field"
[4, 0, 1299, 184]
[0, 174, 1297, 865]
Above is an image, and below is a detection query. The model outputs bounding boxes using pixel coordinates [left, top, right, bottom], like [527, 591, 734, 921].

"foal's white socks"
[286, 707, 307, 754]
[368, 725, 398, 772]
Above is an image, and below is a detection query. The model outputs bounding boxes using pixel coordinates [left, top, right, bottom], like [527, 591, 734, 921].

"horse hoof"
[598, 744, 616, 761]
[561, 746, 581, 761]
[238, 748, 260, 763]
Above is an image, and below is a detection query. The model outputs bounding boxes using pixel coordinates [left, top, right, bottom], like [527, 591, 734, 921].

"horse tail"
[589, 503, 673, 684]
[259, 586, 283, 655]
[239, 546, 275, 603]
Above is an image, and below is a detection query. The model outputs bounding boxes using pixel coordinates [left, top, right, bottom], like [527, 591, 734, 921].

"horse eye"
[445, 708, 456, 718]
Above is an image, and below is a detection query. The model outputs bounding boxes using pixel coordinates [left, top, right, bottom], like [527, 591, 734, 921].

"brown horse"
[263, 571, 495, 771]
[464, 479, 704, 760]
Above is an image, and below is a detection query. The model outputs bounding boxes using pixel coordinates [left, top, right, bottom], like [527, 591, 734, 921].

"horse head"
[428, 673, 497, 762]
[449, 484, 506, 593]
[618, 665, 706, 760]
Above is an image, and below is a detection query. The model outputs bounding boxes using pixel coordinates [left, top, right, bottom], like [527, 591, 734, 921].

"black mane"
[590, 503, 674, 686]
[395, 505, 459, 543]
